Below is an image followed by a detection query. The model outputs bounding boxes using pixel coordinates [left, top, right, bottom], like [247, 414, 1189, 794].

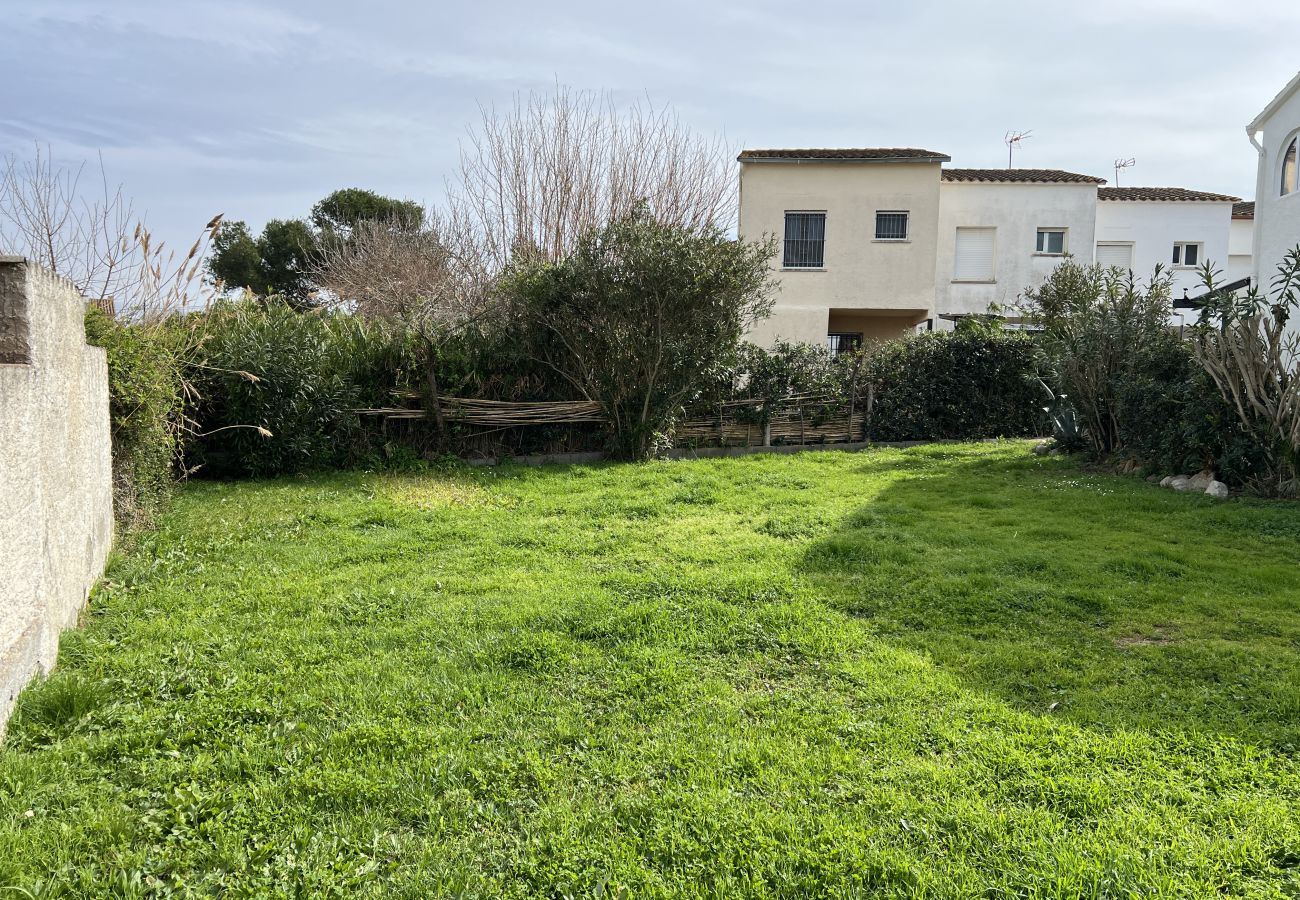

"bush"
[860, 330, 1047, 441]
[1192, 249, 1300, 497]
[502, 207, 775, 459]
[191, 299, 409, 478]
[1024, 259, 1270, 488]
[84, 308, 185, 529]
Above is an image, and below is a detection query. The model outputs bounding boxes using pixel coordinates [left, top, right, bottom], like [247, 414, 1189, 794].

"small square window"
[1172, 242, 1201, 266]
[783, 212, 826, 268]
[1036, 229, 1066, 254]
[875, 211, 909, 241]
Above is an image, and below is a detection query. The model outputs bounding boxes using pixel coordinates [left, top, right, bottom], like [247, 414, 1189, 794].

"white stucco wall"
[935, 181, 1099, 318]
[1251, 81, 1300, 290]
[1094, 200, 1233, 298]
[1228, 216, 1255, 282]
[0, 258, 113, 732]
[739, 160, 941, 346]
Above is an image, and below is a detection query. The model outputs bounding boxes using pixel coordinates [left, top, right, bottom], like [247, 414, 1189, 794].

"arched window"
[1283, 137, 1298, 196]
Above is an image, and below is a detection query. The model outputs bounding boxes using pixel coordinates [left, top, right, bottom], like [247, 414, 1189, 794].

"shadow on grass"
[799, 445, 1300, 749]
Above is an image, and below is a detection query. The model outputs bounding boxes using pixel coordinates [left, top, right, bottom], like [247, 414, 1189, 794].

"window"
[1095, 242, 1134, 270]
[875, 211, 909, 241]
[1172, 242, 1201, 267]
[1283, 137, 1297, 196]
[783, 212, 826, 268]
[953, 227, 996, 281]
[1035, 228, 1066, 255]
[827, 333, 863, 356]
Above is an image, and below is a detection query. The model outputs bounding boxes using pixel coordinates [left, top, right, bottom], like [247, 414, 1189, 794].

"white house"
[1247, 71, 1300, 290]
[935, 169, 1104, 320]
[1094, 187, 1239, 300]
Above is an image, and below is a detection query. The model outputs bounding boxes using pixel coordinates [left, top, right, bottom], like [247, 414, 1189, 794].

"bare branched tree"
[0, 145, 220, 322]
[314, 213, 493, 432]
[447, 86, 738, 274]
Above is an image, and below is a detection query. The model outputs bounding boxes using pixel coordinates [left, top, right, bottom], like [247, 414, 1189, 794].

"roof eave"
[738, 155, 952, 164]
[1247, 70, 1300, 134]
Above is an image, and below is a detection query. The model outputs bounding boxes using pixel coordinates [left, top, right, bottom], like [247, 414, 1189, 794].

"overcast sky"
[3, 0, 1297, 252]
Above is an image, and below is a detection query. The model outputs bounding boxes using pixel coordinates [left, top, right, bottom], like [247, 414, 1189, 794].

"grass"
[2, 442, 1299, 898]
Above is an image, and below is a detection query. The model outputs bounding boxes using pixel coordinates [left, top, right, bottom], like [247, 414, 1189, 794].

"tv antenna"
[1005, 130, 1032, 168]
[1113, 157, 1136, 186]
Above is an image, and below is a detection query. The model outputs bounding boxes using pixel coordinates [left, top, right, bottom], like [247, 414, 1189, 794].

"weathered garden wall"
[0, 257, 113, 731]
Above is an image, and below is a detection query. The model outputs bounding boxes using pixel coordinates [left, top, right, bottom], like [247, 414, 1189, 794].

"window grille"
[783, 212, 826, 268]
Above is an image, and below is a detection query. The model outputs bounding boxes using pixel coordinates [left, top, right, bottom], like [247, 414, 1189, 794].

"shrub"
[1192, 248, 1300, 497]
[191, 299, 407, 477]
[502, 207, 775, 459]
[83, 307, 185, 529]
[1020, 259, 1273, 488]
[860, 330, 1047, 441]
[1025, 261, 1175, 456]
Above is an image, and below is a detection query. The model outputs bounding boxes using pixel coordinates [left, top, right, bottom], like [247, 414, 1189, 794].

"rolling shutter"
[1096, 243, 1134, 270]
[954, 227, 995, 281]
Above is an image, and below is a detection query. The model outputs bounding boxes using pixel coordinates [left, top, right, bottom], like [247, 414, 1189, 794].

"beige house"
[737, 148, 949, 351]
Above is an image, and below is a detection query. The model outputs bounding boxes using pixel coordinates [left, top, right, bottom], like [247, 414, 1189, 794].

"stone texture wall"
[0, 257, 113, 732]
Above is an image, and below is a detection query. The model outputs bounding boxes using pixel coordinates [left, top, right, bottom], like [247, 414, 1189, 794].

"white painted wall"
[935, 181, 1099, 318]
[739, 160, 941, 346]
[1228, 216, 1255, 282]
[1250, 78, 1300, 292]
[1094, 200, 1233, 298]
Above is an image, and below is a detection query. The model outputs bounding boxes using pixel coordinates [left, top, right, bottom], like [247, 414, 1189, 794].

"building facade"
[1094, 187, 1239, 300]
[737, 148, 948, 349]
[1247, 71, 1300, 289]
[935, 169, 1104, 319]
[738, 149, 1250, 349]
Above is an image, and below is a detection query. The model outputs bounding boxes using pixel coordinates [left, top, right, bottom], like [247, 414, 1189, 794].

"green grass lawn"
[3, 442, 1300, 898]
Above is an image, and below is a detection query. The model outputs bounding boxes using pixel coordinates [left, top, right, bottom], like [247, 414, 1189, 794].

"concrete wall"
[936, 181, 1099, 317]
[739, 160, 941, 346]
[1251, 84, 1300, 290]
[1095, 199, 1233, 298]
[0, 257, 113, 731]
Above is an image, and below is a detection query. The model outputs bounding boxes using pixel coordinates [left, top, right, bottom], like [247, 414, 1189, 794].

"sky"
[2, 0, 1297, 254]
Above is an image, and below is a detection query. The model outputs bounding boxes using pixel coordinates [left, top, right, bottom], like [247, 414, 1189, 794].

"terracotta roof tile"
[1098, 187, 1241, 202]
[942, 168, 1106, 185]
[738, 148, 950, 162]
[1232, 201, 1255, 219]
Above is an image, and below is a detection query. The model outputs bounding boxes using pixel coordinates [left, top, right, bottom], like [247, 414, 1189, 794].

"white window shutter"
[954, 228, 995, 281]
[1096, 243, 1134, 270]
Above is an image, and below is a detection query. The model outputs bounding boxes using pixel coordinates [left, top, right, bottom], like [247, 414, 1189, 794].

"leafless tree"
[0, 145, 220, 322]
[446, 86, 738, 275]
[314, 213, 493, 432]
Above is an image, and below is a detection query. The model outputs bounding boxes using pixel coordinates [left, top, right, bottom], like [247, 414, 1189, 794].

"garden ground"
[2, 442, 1299, 898]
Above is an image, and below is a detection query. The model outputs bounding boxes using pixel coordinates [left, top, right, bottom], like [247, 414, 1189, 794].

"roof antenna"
[1114, 157, 1136, 186]
[1005, 130, 1032, 168]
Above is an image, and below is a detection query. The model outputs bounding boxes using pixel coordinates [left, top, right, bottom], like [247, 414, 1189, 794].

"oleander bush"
[189, 298, 415, 478]
[83, 307, 186, 529]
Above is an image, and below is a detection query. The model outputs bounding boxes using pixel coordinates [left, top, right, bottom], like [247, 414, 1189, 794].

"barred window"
[783, 212, 826, 268]
[875, 211, 909, 241]
[827, 332, 863, 356]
